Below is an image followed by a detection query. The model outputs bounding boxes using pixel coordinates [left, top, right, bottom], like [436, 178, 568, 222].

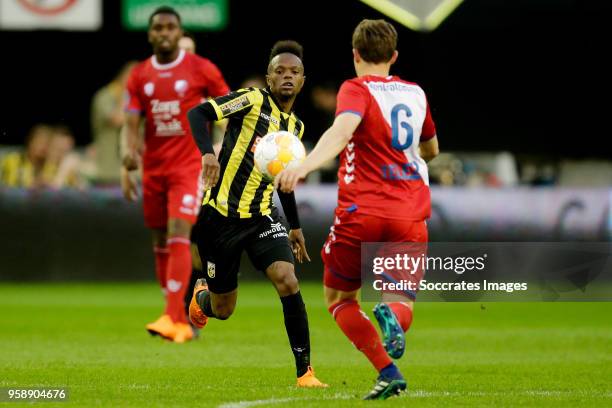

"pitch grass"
[0, 282, 611, 407]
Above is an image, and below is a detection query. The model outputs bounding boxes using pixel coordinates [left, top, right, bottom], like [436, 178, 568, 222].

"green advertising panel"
[122, 0, 227, 31]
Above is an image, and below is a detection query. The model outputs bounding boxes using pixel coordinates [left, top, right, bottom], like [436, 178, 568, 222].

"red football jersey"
[334, 75, 437, 221]
[126, 49, 229, 172]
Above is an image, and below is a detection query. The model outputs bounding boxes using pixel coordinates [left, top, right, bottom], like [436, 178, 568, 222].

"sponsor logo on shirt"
[151, 99, 181, 115]
[219, 95, 250, 116]
[259, 112, 279, 126]
[156, 119, 184, 137]
[150, 99, 185, 136]
[366, 82, 414, 92]
[380, 161, 421, 181]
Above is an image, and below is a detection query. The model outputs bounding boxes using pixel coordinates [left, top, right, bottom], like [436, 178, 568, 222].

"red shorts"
[142, 167, 203, 229]
[322, 208, 428, 293]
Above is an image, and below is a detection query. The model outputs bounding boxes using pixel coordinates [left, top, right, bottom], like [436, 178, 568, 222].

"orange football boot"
[172, 322, 194, 343]
[146, 314, 176, 340]
[189, 278, 209, 329]
[297, 366, 328, 388]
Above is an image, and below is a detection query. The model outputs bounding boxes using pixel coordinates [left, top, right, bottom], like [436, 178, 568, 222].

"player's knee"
[167, 218, 192, 238]
[212, 303, 234, 320]
[324, 292, 342, 308]
[209, 291, 237, 320]
[215, 310, 232, 320]
[151, 229, 167, 248]
[324, 293, 336, 308]
[270, 264, 299, 295]
[324, 286, 357, 308]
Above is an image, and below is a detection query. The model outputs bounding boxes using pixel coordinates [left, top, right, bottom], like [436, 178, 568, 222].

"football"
[254, 131, 306, 180]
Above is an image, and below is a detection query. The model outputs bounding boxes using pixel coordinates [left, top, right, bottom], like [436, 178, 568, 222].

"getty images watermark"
[360, 242, 612, 302]
[372, 251, 527, 293]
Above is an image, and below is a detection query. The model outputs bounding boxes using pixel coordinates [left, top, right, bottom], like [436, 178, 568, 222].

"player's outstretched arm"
[275, 113, 361, 193]
[122, 113, 143, 171]
[277, 190, 310, 263]
[119, 113, 143, 201]
[188, 103, 220, 189]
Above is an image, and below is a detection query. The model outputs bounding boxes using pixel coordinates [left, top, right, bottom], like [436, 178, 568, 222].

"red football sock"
[329, 300, 392, 372]
[164, 237, 192, 323]
[388, 302, 414, 332]
[153, 246, 169, 291]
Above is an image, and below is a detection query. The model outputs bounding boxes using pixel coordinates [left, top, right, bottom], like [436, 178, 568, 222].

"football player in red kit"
[276, 19, 439, 399]
[122, 6, 229, 343]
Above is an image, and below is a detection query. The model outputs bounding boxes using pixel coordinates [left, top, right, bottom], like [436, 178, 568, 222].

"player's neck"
[278, 100, 294, 113]
[356, 63, 391, 78]
[155, 48, 180, 64]
[271, 91, 295, 113]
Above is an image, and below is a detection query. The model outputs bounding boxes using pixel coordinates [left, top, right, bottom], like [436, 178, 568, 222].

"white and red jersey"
[126, 49, 229, 173]
[335, 75, 437, 221]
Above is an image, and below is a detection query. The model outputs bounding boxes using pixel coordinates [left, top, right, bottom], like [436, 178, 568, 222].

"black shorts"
[194, 205, 294, 294]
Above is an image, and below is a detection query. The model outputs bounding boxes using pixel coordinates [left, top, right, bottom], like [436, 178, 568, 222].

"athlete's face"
[266, 53, 305, 101]
[148, 14, 182, 55]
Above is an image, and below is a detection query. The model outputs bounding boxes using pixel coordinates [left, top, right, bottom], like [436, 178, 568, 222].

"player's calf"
[264, 261, 325, 385]
[190, 279, 237, 325]
[388, 301, 414, 332]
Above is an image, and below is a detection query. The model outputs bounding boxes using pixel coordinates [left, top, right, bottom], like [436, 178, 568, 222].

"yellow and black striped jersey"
[203, 87, 304, 218]
[0, 152, 56, 188]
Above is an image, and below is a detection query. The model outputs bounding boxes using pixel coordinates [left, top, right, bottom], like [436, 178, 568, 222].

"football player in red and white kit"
[122, 6, 229, 343]
[276, 19, 439, 399]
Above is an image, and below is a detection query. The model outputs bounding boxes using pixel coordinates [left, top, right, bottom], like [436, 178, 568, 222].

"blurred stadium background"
[1, 0, 610, 281]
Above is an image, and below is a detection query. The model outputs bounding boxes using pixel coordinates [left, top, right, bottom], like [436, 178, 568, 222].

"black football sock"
[196, 289, 216, 318]
[280, 291, 311, 377]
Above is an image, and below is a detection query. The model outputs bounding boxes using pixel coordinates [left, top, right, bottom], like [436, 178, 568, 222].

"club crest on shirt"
[174, 79, 188, 96]
[219, 95, 250, 116]
[207, 261, 216, 279]
[144, 82, 155, 96]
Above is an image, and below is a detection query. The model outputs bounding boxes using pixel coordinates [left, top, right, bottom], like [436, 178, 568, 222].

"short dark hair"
[352, 19, 397, 63]
[148, 6, 181, 27]
[269, 40, 304, 63]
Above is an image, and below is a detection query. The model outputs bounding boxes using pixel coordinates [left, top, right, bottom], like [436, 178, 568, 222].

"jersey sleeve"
[201, 59, 230, 98]
[207, 88, 258, 120]
[335, 80, 369, 118]
[124, 67, 143, 115]
[420, 98, 437, 141]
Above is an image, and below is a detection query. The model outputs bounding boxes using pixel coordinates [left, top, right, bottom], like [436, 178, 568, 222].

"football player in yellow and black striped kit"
[186, 40, 326, 387]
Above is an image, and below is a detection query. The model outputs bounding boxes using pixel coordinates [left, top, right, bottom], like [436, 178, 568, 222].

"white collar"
[151, 49, 185, 70]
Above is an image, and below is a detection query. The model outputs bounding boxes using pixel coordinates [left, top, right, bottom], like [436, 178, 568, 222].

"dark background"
[1, 0, 610, 157]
